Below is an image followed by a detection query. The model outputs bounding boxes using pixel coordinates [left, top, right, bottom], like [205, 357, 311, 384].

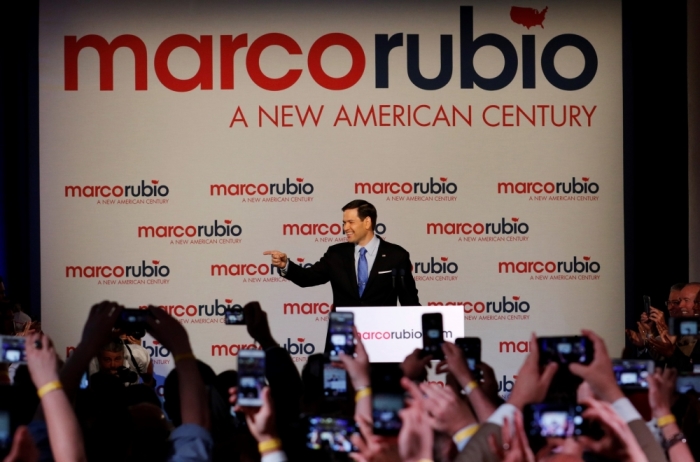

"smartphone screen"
[537, 336, 592, 366]
[612, 359, 653, 390]
[371, 363, 404, 436]
[116, 308, 150, 328]
[328, 312, 354, 360]
[323, 363, 348, 399]
[224, 307, 245, 325]
[676, 374, 700, 393]
[306, 416, 357, 452]
[237, 350, 266, 406]
[421, 313, 444, 360]
[79, 372, 89, 390]
[0, 336, 26, 364]
[525, 403, 585, 438]
[455, 337, 481, 374]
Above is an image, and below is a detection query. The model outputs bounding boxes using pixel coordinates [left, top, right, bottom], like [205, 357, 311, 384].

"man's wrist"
[601, 386, 625, 404]
[653, 407, 673, 419]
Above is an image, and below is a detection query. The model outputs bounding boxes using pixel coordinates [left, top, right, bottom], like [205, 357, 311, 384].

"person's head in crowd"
[127, 403, 171, 462]
[124, 383, 162, 409]
[97, 339, 125, 375]
[163, 359, 217, 427]
[214, 369, 238, 408]
[666, 282, 685, 317]
[678, 282, 700, 317]
[0, 301, 15, 335]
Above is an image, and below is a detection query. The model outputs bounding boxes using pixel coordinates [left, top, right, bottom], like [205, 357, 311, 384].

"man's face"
[98, 350, 124, 374]
[667, 289, 683, 317]
[678, 285, 700, 316]
[343, 208, 372, 245]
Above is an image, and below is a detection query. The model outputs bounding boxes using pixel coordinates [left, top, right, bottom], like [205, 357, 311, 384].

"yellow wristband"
[657, 414, 677, 428]
[355, 387, 372, 403]
[174, 352, 196, 363]
[37, 380, 63, 399]
[463, 380, 478, 395]
[453, 424, 480, 442]
[258, 438, 282, 454]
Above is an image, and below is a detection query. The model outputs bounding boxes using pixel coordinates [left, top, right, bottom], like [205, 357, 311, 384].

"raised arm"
[26, 333, 87, 462]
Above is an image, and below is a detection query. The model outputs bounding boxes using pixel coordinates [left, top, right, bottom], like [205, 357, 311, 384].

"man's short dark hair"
[671, 283, 686, 292]
[342, 200, 377, 231]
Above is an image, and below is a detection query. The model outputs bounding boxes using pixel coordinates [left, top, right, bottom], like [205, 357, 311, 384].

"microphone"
[391, 268, 397, 289]
[399, 268, 405, 288]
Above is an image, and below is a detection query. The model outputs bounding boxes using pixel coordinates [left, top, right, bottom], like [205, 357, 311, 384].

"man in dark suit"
[264, 200, 419, 307]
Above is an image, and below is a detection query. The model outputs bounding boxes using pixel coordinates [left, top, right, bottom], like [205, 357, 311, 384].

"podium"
[336, 305, 464, 363]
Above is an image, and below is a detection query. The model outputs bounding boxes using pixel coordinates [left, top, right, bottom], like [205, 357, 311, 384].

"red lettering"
[307, 33, 365, 90]
[246, 34, 302, 91]
[154, 35, 213, 92]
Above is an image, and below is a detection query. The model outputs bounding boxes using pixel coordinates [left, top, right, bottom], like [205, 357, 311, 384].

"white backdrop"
[40, 0, 624, 397]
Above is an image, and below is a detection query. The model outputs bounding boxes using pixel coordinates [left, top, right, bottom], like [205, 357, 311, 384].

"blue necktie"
[358, 247, 368, 297]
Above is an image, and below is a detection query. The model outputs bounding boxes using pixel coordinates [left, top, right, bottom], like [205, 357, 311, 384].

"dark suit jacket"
[284, 238, 420, 307]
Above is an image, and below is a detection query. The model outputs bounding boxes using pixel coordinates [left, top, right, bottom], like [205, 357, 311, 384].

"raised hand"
[145, 306, 191, 356]
[263, 250, 288, 269]
[507, 333, 558, 410]
[649, 307, 668, 336]
[243, 302, 276, 349]
[80, 301, 123, 349]
[569, 330, 624, 403]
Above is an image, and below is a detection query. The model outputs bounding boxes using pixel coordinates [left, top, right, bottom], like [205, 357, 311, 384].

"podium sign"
[336, 306, 464, 363]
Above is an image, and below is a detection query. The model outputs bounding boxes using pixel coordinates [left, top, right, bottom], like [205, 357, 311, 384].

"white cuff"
[486, 403, 518, 426]
[280, 261, 289, 276]
[261, 450, 288, 462]
[611, 397, 642, 423]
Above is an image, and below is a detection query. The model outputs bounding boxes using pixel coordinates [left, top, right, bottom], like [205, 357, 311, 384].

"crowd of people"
[0, 281, 699, 461]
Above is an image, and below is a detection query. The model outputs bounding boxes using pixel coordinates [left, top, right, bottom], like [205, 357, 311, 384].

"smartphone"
[612, 359, 654, 390]
[524, 403, 586, 439]
[237, 350, 266, 407]
[79, 372, 89, 390]
[328, 312, 355, 361]
[537, 336, 593, 366]
[677, 374, 700, 393]
[371, 363, 404, 436]
[116, 308, 151, 328]
[0, 336, 26, 364]
[0, 410, 10, 454]
[643, 295, 651, 315]
[670, 317, 700, 336]
[455, 337, 481, 376]
[305, 416, 357, 452]
[323, 362, 348, 400]
[421, 313, 445, 360]
[224, 307, 245, 325]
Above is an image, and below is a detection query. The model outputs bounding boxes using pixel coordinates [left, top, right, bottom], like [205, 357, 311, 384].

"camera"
[115, 366, 138, 384]
[224, 307, 245, 325]
[305, 416, 357, 453]
[612, 359, 653, 390]
[115, 309, 150, 338]
[670, 317, 700, 336]
[537, 336, 593, 366]
[0, 336, 26, 364]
